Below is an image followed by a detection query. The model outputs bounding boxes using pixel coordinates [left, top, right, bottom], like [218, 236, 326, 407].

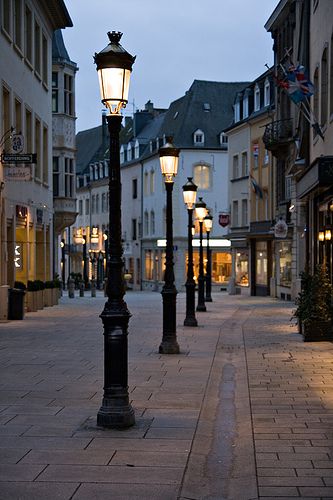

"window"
[101, 192, 106, 212]
[256, 241, 268, 285]
[52, 72, 58, 112]
[285, 176, 292, 200]
[2, 86, 10, 152]
[150, 211, 155, 235]
[127, 143, 132, 162]
[35, 117, 41, 179]
[43, 125, 48, 184]
[25, 107, 32, 152]
[2, 0, 11, 36]
[120, 145, 124, 163]
[144, 211, 149, 235]
[241, 199, 248, 226]
[145, 250, 154, 280]
[232, 200, 239, 226]
[14, 99, 22, 133]
[235, 251, 249, 287]
[194, 129, 204, 146]
[24, 4, 32, 63]
[278, 241, 292, 286]
[232, 155, 239, 179]
[243, 95, 249, 118]
[53, 157, 59, 197]
[42, 33, 48, 85]
[254, 84, 260, 111]
[234, 101, 240, 122]
[79, 199, 83, 215]
[220, 132, 228, 148]
[65, 158, 74, 197]
[241, 152, 248, 176]
[193, 164, 211, 189]
[91, 194, 96, 214]
[96, 194, 99, 213]
[132, 178, 137, 199]
[144, 171, 149, 195]
[34, 21, 41, 76]
[253, 143, 259, 168]
[85, 198, 90, 215]
[132, 219, 137, 240]
[264, 78, 270, 106]
[14, 0, 22, 50]
[203, 103, 211, 112]
[313, 68, 319, 137]
[64, 74, 73, 115]
[134, 140, 139, 158]
[150, 170, 155, 194]
[321, 47, 328, 126]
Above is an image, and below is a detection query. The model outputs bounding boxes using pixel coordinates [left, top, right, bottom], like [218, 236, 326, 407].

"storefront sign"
[219, 213, 230, 227]
[1, 153, 37, 163]
[5, 166, 31, 181]
[14, 244, 22, 269]
[274, 218, 288, 238]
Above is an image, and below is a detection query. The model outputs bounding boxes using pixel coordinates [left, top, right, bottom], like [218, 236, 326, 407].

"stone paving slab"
[1, 292, 333, 499]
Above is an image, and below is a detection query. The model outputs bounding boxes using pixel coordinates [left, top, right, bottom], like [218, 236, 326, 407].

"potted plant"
[293, 264, 333, 341]
[53, 275, 61, 303]
[44, 281, 54, 307]
[26, 280, 38, 312]
[34, 280, 45, 310]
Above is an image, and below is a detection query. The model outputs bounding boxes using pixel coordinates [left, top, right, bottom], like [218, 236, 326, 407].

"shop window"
[192, 250, 231, 285]
[145, 250, 154, 280]
[235, 251, 249, 286]
[278, 241, 292, 286]
[256, 241, 267, 285]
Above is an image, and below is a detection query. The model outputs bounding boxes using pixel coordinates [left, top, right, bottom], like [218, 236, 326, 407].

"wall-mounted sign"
[1, 153, 37, 163]
[5, 166, 31, 181]
[11, 134, 24, 153]
[219, 213, 230, 227]
[14, 243, 22, 269]
[274, 218, 288, 238]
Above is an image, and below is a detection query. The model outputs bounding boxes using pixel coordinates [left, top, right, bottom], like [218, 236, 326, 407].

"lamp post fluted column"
[94, 31, 136, 428]
[195, 197, 207, 312]
[204, 211, 213, 302]
[159, 137, 180, 354]
[182, 177, 198, 327]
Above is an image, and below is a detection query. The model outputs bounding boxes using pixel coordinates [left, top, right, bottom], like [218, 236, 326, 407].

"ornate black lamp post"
[204, 210, 213, 302]
[159, 137, 180, 354]
[60, 238, 65, 288]
[182, 177, 198, 327]
[94, 31, 136, 428]
[195, 197, 207, 312]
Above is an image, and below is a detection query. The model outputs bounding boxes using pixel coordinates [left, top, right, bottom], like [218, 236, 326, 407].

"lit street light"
[94, 31, 135, 428]
[195, 197, 207, 312]
[182, 177, 198, 327]
[159, 137, 180, 354]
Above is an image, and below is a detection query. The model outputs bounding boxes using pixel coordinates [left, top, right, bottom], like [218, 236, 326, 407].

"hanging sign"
[274, 218, 288, 238]
[1, 153, 37, 163]
[11, 134, 24, 153]
[219, 213, 230, 227]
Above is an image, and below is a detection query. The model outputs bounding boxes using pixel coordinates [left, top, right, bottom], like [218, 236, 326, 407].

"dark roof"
[42, 0, 73, 30]
[52, 30, 77, 68]
[76, 115, 133, 175]
[159, 80, 250, 148]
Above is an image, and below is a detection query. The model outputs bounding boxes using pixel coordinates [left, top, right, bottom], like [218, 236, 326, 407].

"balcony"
[263, 119, 294, 158]
[54, 197, 78, 234]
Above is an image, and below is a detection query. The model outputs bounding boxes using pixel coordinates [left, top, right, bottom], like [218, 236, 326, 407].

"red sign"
[219, 213, 230, 227]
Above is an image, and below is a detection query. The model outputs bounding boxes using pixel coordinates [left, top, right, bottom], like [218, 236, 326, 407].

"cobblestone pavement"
[0, 291, 333, 499]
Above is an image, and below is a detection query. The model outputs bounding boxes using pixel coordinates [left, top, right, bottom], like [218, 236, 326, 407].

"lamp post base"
[160, 287, 179, 354]
[205, 296, 213, 302]
[97, 402, 135, 429]
[196, 304, 207, 312]
[159, 339, 180, 354]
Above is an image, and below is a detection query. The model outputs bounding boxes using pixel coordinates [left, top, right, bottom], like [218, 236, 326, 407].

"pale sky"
[62, 0, 280, 132]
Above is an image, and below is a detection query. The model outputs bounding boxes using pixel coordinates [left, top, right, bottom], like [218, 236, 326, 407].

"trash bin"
[8, 288, 25, 320]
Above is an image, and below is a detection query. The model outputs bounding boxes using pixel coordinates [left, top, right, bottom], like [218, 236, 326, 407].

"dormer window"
[127, 143, 132, 162]
[203, 103, 211, 112]
[243, 95, 249, 119]
[254, 84, 260, 111]
[194, 128, 204, 146]
[264, 78, 270, 107]
[234, 101, 240, 122]
[220, 132, 228, 149]
[120, 145, 125, 163]
[134, 139, 140, 159]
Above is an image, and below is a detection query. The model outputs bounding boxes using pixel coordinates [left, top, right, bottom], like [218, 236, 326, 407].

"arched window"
[150, 211, 155, 235]
[193, 163, 211, 189]
[264, 78, 270, 107]
[144, 171, 149, 196]
[254, 84, 260, 111]
[150, 170, 155, 194]
[321, 47, 328, 126]
[220, 132, 228, 149]
[144, 211, 149, 235]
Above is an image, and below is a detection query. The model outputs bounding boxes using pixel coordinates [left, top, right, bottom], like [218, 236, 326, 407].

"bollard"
[79, 280, 85, 297]
[68, 278, 75, 298]
[103, 278, 108, 297]
[91, 278, 96, 298]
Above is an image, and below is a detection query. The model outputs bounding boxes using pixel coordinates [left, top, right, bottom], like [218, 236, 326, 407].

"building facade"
[0, 0, 72, 318]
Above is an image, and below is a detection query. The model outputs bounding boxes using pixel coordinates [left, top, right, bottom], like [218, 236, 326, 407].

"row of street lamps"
[93, 31, 213, 429]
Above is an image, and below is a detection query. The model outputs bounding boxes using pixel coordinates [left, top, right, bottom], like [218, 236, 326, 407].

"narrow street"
[1, 292, 333, 499]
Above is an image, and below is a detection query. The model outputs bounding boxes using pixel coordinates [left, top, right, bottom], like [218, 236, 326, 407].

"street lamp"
[195, 197, 207, 312]
[182, 177, 198, 327]
[204, 210, 213, 302]
[60, 239, 65, 288]
[159, 137, 180, 354]
[94, 31, 135, 428]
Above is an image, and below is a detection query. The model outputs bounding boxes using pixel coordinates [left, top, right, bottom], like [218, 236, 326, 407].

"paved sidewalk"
[1, 291, 333, 499]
